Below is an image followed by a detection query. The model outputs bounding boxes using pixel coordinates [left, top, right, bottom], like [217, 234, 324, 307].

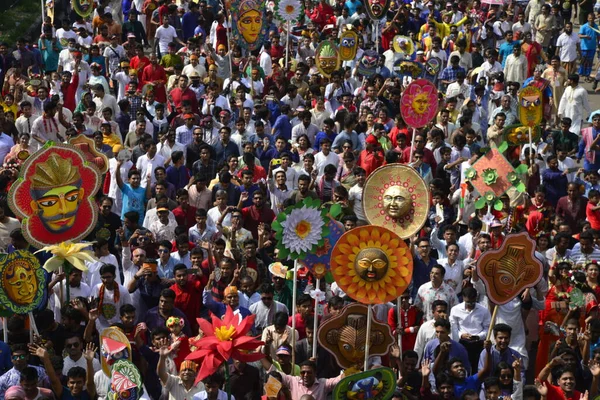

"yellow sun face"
[331, 226, 413, 304]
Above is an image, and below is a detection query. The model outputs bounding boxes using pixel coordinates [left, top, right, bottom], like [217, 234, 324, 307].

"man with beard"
[158, 340, 204, 400]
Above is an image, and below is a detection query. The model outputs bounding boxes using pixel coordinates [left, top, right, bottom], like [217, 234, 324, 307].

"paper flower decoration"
[35, 241, 97, 272]
[465, 168, 477, 180]
[507, 172, 519, 184]
[482, 169, 498, 185]
[274, 0, 302, 23]
[272, 198, 329, 260]
[310, 288, 326, 303]
[187, 306, 264, 383]
[331, 226, 413, 304]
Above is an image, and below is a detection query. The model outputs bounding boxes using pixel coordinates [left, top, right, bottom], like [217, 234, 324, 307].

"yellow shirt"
[430, 15, 469, 40]
[103, 133, 123, 153]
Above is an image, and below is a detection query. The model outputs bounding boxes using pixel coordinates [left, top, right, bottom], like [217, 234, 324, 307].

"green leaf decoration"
[515, 164, 529, 174]
[516, 182, 526, 192]
[475, 197, 487, 209]
[498, 141, 508, 154]
[494, 199, 503, 211]
[329, 203, 342, 219]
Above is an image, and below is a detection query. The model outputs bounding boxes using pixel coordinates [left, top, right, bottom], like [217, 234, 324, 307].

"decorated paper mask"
[392, 35, 414, 56]
[72, 0, 94, 18]
[232, 0, 268, 51]
[400, 79, 438, 128]
[339, 30, 358, 61]
[365, 0, 390, 20]
[68, 135, 109, 174]
[107, 360, 143, 400]
[0, 251, 45, 314]
[477, 232, 543, 305]
[333, 368, 396, 400]
[356, 50, 379, 77]
[518, 86, 543, 127]
[8, 143, 101, 249]
[316, 41, 340, 78]
[331, 225, 413, 304]
[101, 328, 133, 377]
[318, 304, 394, 369]
[423, 57, 442, 82]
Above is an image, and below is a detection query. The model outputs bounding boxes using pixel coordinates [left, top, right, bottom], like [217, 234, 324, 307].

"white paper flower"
[482, 212, 495, 226]
[280, 206, 325, 254]
[276, 0, 302, 22]
[310, 288, 326, 303]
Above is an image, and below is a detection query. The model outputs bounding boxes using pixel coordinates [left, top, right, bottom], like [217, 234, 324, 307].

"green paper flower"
[484, 191, 496, 203]
[507, 172, 519, 184]
[465, 167, 477, 180]
[482, 168, 498, 185]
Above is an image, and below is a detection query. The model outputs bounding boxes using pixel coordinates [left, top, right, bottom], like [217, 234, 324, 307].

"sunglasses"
[12, 354, 26, 360]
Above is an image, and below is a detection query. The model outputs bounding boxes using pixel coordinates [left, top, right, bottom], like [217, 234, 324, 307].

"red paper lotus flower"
[186, 306, 264, 383]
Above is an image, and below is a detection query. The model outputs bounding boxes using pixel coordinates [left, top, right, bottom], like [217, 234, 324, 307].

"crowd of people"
[2, 0, 600, 399]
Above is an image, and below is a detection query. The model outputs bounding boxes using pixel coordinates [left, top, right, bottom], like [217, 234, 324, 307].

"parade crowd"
[4, 0, 600, 398]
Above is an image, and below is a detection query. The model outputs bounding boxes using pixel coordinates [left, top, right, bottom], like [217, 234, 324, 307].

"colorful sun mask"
[518, 86, 543, 127]
[331, 225, 413, 304]
[365, 0, 390, 20]
[362, 165, 429, 239]
[107, 360, 143, 400]
[339, 30, 358, 61]
[476, 232, 543, 305]
[316, 41, 340, 78]
[0, 251, 45, 314]
[333, 368, 396, 400]
[400, 79, 438, 128]
[357, 51, 379, 77]
[8, 143, 101, 249]
[232, 0, 267, 51]
[318, 304, 394, 369]
[101, 328, 133, 377]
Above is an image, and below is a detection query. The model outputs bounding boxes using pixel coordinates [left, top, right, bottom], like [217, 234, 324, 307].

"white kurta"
[558, 85, 591, 134]
[503, 54, 528, 83]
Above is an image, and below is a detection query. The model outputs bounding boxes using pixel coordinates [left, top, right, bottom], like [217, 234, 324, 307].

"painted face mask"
[365, 0, 390, 20]
[357, 50, 379, 77]
[518, 85, 543, 127]
[315, 41, 340, 78]
[339, 29, 358, 61]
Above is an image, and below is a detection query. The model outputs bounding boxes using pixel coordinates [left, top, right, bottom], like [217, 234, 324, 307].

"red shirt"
[587, 202, 600, 230]
[545, 380, 583, 400]
[170, 87, 199, 114]
[288, 313, 309, 340]
[237, 165, 267, 183]
[357, 149, 384, 177]
[173, 205, 197, 229]
[141, 63, 168, 103]
[170, 275, 204, 333]
[130, 55, 150, 82]
[402, 146, 437, 172]
[241, 205, 275, 239]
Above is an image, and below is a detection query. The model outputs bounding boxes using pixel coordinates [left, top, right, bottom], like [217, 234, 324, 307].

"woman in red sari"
[535, 261, 573, 375]
[521, 32, 547, 78]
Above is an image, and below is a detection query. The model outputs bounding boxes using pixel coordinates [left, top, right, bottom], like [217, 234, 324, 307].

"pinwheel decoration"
[272, 197, 329, 260]
[186, 307, 264, 383]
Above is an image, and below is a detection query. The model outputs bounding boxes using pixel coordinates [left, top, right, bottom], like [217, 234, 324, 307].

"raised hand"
[83, 342, 97, 361]
[421, 359, 431, 376]
[535, 379, 548, 396]
[28, 343, 47, 359]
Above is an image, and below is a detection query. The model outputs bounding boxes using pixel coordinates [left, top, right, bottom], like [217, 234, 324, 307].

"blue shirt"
[410, 254, 437, 299]
[121, 183, 147, 225]
[314, 131, 338, 150]
[272, 114, 292, 141]
[499, 40, 522, 67]
[453, 374, 480, 398]
[478, 345, 526, 382]
[580, 23, 600, 50]
[38, 38, 62, 71]
[332, 130, 361, 151]
[145, 306, 192, 336]
[423, 339, 471, 389]
[182, 11, 200, 41]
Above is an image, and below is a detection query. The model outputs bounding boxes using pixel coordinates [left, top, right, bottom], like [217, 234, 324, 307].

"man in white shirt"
[92, 84, 118, 118]
[413, 299, 448, 362]
[449, 287, 491, 370]
[15, 100, 35, 134]
[249, 286, 289, 332]
[556, 22, 581, 75]
[512, 12, 532, 36]
[291, 110, 319, 144]
[182, 54, 207, 79]
[314, 138, 340, 176]
[136, 140, 166, 188]
[62, 335, 101, 376]
[154, 15, 183, 56]
[558, 74, 591, 134]
[503, 45, 528, 83]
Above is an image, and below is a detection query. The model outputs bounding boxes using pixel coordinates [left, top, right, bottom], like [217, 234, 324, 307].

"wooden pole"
[397, 297, 403, 358]
[2, 318, 7, 343]
[312, 278, 320, 359]
[486, 304, 499, 341]
[291, 261, 299, 371]
[285, 21, 290, 70]
[364, 304, 373, 371]
[528, 126, 534, 165]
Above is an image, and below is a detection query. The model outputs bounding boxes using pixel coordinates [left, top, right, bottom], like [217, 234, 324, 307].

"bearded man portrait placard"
[8, 143, 102, 249]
